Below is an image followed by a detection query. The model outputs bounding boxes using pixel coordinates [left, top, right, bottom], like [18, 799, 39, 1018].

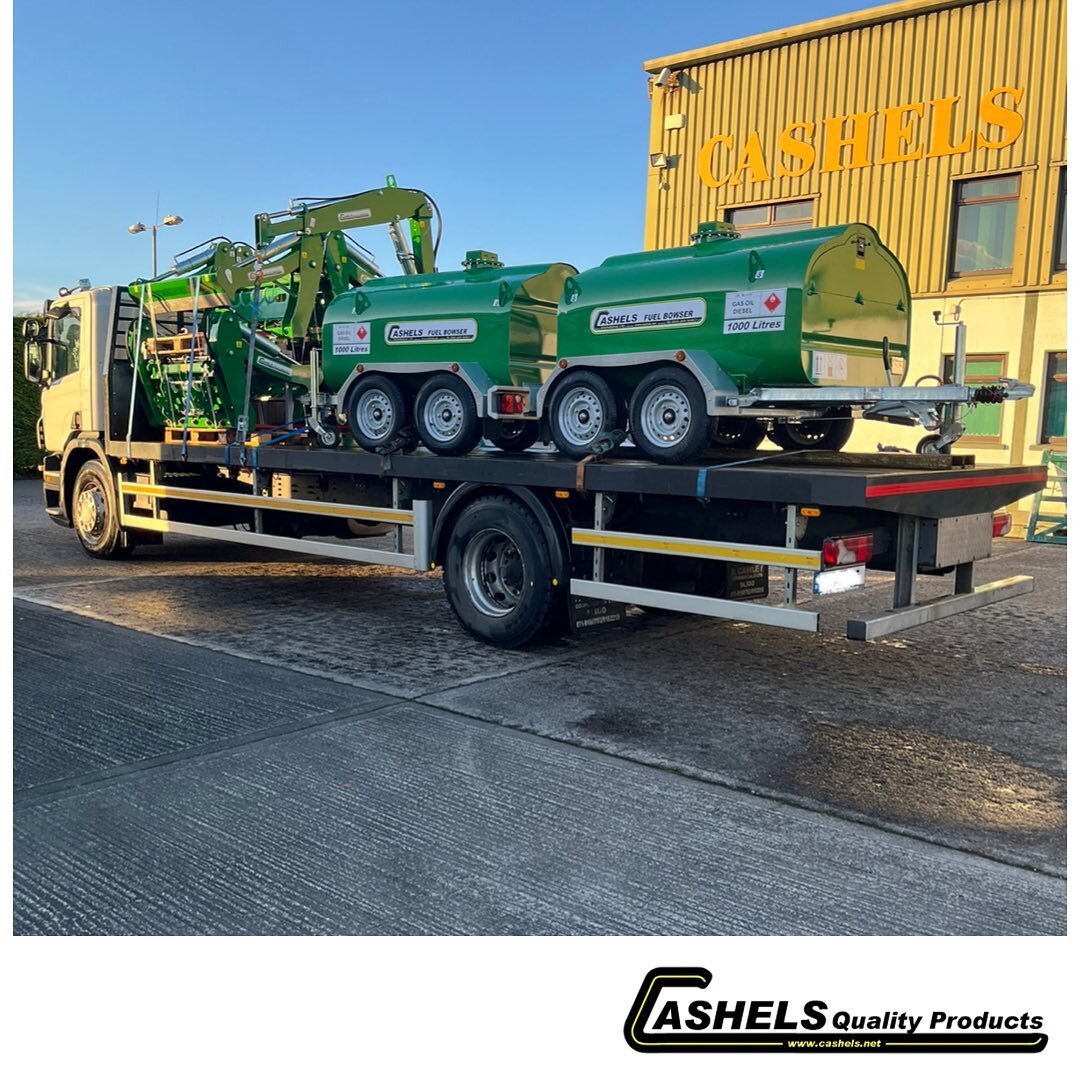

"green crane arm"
[130, 184, 438, 347]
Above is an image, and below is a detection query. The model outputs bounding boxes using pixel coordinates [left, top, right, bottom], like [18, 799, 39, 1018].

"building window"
[1040, 352, 1067, 444]
[949, 174, 1020, 276]
[725, 198, 814, 234]
[943, 353, 1006, 444]
[1054, 168, 1066, 271]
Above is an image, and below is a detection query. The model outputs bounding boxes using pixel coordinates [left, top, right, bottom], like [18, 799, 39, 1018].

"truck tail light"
[823, 532, 874, 567]
[992, 511, 1012, 537]
[496, 391, 527, 415]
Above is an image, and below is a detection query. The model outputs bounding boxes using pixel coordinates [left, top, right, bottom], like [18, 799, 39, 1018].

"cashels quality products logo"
[624, 968, 1047, 1054]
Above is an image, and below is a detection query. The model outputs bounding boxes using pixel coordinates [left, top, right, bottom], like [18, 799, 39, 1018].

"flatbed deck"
[109, 439, 1047, 519]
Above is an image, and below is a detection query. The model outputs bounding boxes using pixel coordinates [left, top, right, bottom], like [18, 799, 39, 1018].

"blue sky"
[14, 0, 869, 308]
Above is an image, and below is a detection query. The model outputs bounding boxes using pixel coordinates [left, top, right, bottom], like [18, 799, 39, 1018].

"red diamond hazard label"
[764, 292, 782, 312]
[356, 326, 368, 340]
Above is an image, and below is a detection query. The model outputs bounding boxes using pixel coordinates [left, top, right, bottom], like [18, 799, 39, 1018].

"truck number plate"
[813, 565, 866, 595]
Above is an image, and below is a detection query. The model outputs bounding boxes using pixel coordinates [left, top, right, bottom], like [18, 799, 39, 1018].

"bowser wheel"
[346, 375, 410, 452]
[442, 495, 561, 648]
[770, 411, 854, 452]
[712, 417, 766, 451]
[415, 373, 482, 456]
[628, 366, 712, 464]
[547, 370, 624, 458]
[72, 459, 132, 560]
[488, 420, 540, 453]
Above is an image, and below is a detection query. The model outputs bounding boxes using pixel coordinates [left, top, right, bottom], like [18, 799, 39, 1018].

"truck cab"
[23, 285, 135, 528]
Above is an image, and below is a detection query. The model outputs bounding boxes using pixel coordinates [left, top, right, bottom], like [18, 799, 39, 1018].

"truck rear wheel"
[443, 495, 560, 648]
[629, 366, 711, 464]
[415, 373, 482, 456]
[72, 459, 132, 559]
[346, 375, 410, 452]
[771, 411, 854, 452]
[548, 370, 624, 458]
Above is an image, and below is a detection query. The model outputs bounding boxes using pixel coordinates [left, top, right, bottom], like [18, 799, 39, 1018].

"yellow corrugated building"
[643, 0, 1066, 530]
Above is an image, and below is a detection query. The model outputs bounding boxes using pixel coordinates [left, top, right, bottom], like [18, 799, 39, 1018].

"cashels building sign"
[696, 85, 1025, 187]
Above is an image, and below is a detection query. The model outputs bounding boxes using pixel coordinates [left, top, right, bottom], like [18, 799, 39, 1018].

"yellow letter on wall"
[820, 112, 875, 173]
[879, 102, 926, 164]
[926, 97, 973, 157]
[727, 131, 773, 186]
[777, 121, 817, 178]
[698, 134, 735, 188]
[977, 86, 1025, 150]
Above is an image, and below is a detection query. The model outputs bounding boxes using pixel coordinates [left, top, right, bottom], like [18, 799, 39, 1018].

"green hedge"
[13, 316, 42, 473]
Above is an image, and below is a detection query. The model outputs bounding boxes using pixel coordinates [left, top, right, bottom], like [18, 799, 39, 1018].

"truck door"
[40, 294, 91, 453]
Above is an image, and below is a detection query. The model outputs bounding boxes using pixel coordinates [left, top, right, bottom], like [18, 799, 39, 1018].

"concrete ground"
[11, 477, 1066, 934]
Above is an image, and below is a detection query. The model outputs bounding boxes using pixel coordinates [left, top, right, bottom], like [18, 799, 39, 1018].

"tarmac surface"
[11, 477, 1066, 934]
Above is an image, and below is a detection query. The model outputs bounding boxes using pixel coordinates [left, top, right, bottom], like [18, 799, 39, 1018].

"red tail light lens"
[992, 511, 1012, 537]
[823, 532, 874, 567]
[496, 392, 526, 414]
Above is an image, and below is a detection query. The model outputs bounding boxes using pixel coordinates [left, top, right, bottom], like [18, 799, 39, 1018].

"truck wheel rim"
[462, 528, 523, 618]
[557, 387, 605, 447]
[355, 390, 395, 441]
[75, 484, 106, 539]
[640, 384, 692, 446]
[423, 389, 466, 443]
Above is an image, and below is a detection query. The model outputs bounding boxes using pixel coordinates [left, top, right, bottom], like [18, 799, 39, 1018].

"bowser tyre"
[547, 371, 624, 459]
[415, 373, 482, 456]
[442, 495, 560, 648]
[346, 375, 411, 452]
[770, 411, 854, 452]
[712, 417, 766, 451]
[628, 366, 712, 464]
[71, 459, 133, 560]
[489, 419, 540, 453]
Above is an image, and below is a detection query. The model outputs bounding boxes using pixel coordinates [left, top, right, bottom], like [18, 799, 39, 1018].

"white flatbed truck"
[26, 285, 1045, 648]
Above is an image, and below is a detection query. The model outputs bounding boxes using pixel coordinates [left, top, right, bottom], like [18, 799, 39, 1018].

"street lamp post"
[127, 214, 184, 277]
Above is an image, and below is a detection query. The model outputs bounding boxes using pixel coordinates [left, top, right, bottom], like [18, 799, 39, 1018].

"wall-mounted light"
[650, 152, 670, 169]
[653, 66, 672, 86]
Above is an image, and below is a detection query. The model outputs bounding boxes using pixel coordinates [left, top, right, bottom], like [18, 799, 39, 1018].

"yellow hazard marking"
[571, 528, 821, 570]
[119, 482, 414, 524]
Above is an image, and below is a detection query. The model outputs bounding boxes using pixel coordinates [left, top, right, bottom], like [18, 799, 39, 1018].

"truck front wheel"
[71, 459, 132, 559]
[443, 495, 560, 648]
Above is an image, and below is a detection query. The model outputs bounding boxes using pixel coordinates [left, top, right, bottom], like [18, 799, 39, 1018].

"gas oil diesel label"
[332, 322, 371, 355]
[384, 318, 478, 344]
[590, 298, 706, 333]
[723, 288, 787, 334]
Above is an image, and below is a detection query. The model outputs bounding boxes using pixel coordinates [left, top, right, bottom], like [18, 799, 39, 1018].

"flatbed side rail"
[570, 503, 822, 633]
[118, 478, 432, 572]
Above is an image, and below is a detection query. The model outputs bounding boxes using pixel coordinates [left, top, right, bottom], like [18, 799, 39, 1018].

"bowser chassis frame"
[45, 420, 1048, 645]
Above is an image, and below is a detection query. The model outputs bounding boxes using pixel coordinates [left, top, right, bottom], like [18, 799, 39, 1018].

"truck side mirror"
[24, 340, 43, 384]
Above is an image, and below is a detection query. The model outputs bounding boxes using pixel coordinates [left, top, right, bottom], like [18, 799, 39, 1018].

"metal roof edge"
[642, 0, 980, 72]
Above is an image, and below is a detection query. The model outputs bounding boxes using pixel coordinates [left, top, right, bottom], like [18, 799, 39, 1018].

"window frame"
[1038, 351, 1067, 447]
[941, 352, 1008, 447]
[1053, 168, 1067, 273]
[724, 198, 815, 234]
[947, 173, 1022, 279]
